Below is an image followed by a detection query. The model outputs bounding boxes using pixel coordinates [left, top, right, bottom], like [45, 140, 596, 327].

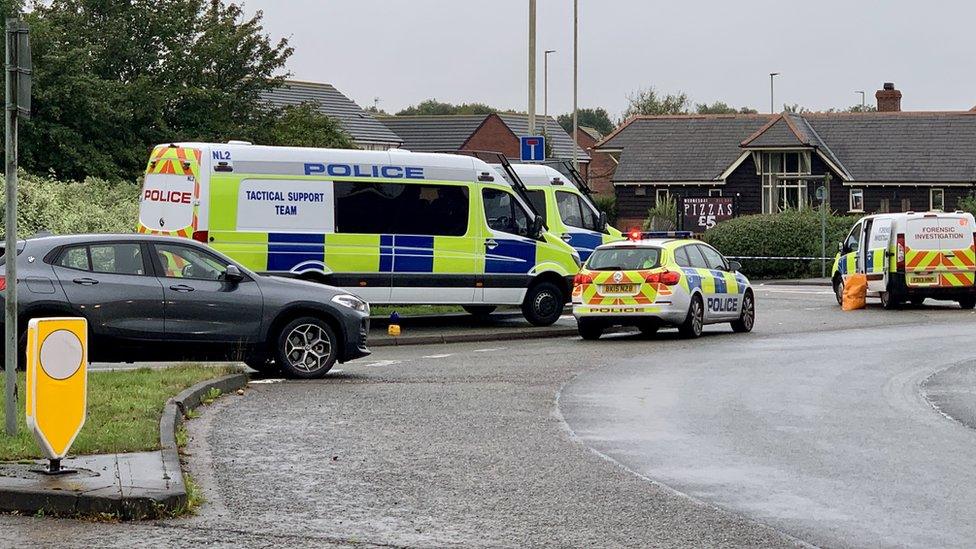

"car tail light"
[643, 272, 660, 283]
[896, 233, 906, 271]
[660, 270, 681, 286]
[573, 272, 593, 286]
[0, 277, 5, 291]
[192, 230, 209, 243]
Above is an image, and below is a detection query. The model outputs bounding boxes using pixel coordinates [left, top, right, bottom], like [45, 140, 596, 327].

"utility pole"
[769, 72, 779, 114]
[4, 18, 30, 437]
[544, 49, 555, 136]
[572, 0, 579, 171]
[528, 0, 536, 135]
[855, 90, 865, 111]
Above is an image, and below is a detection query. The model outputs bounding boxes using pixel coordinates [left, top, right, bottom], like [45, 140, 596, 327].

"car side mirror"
[599, 210, 608, 232]
[223, 264, 244, 282]
[728, 260, 742, 272]
[531, 215, 545, 239]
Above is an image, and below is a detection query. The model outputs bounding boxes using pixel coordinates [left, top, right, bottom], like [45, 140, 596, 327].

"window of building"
[334, 182, 469, 236]
[760, 151, 812, 213]
[655, 188, 670, 205]
[879, 198, 890, 213]
[482, 188, 532, 237]
[525, 190, 547, 223]
[930, 188, 945, 211]
[556, 191, 600, 231]
[709, 188, 723, 197]
[849, 189, 864, 213]
[901, 198, 912, 212]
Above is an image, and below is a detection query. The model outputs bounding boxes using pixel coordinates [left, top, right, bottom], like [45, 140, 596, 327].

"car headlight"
[332, 294, 370, 314]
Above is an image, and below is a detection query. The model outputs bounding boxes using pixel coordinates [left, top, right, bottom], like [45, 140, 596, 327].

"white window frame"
[655, 188, 670, 204]
[849, 188, 864, 213]
[930, 188, 945, 211]
[708, 188, 723, 197]
[760, 151, 812, 213]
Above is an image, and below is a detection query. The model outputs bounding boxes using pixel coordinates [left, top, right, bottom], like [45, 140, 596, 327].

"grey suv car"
[0, 234, 370, 378]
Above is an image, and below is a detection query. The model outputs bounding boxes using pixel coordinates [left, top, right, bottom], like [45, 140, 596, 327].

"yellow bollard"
[387, 311, 401, 337]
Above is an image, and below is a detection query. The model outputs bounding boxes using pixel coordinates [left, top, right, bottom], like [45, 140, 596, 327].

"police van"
[832, 211, 976, 309]
[502, 163, 623, 261]
[137, 143, 582, 326]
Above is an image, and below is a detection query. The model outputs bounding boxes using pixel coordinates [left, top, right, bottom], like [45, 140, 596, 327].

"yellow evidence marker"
[25, 317, 88, 475]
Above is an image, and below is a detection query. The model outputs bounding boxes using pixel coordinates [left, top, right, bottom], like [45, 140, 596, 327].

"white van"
[832, 211, 976, 309]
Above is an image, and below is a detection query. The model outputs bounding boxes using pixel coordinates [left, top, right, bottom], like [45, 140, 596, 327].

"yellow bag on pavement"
[842, 273, 867, 311]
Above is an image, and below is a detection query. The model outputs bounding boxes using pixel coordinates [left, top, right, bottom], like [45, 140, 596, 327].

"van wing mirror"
[531, 215, 545, 239]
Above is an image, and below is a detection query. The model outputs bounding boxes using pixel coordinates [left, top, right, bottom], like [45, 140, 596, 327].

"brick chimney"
[876, 82, 902, 112]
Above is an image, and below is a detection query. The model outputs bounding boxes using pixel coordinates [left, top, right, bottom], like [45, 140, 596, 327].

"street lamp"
[855, 90, 865, 111]
[572, 0, 579, 171]
[769, 72, 780, 114]
[544, 49, 555, 136]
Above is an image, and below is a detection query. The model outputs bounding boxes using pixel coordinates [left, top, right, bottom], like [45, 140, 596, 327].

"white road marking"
[248, 378, 284, 384]
[365, 360, 403, 367]
[422, 354, 454, 359]
[473, 347, 507, 353]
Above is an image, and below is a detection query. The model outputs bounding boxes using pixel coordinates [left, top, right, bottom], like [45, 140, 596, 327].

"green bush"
[592, 194, 617, 226]
[0, 172, 139, 239]
[643, 196, 677, 230]
[957, 193, 976, 218]
[703, 209, 860, 279]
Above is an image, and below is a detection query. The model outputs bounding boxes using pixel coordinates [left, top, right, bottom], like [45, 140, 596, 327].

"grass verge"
[0, 365, 237, 461]
[372, 304, 464, 317]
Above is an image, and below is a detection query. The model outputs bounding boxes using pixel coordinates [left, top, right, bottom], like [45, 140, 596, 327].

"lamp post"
[769, 72, 780, 114]
[572, 0, 579, 171]
[544, 49, 555, 136]
[528, 0, 537, 135]
[855, 90, 865, 111]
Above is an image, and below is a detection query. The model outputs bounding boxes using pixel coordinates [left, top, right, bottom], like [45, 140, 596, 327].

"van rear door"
[936, 214, 975, 287]
[138, 146, 201, 238]
[904, 214, 976, 287]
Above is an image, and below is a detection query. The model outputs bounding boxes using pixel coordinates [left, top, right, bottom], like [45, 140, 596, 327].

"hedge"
[703, 209, 860, 279]
[0, 172, 140, 239]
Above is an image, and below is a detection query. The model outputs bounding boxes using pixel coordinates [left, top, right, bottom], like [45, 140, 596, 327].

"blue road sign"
[520, 135, 546, 162]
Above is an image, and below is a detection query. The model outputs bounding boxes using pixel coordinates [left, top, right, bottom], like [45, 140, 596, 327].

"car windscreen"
[586, 247, 661, 270]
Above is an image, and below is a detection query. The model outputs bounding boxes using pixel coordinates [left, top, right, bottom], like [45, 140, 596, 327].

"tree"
[695, 101, 758, 115]
[623, 87, 689, 117]
[846, 104, 877, 113]
[19, 0, 294, 181]
[557, 107, 614, 136]
[261, 103, 354, 149]
[396, 99, 497, 116]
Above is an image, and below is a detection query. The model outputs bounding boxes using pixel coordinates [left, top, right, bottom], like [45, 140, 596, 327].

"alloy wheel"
[284, 323, 333, 373]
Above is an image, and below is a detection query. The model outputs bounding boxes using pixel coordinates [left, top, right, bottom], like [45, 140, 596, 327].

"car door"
[555, 190, 605, 262]
[151, 242, 264, 342]
[480, 187, 538, 304]
[697, 244, 739, 320]
[52, 241, 165, 340]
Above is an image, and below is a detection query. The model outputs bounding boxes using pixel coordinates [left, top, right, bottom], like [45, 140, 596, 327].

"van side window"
[483, 188, 531, 236]
[334, 182, 469, 236]
[526, 190, 547, 223]
[556, 191, 599, 231]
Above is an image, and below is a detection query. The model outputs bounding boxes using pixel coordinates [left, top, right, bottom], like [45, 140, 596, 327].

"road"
[1, 284, 975, 547]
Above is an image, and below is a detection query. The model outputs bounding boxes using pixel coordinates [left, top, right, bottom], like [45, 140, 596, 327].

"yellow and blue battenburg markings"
[678, 268, 747, 295]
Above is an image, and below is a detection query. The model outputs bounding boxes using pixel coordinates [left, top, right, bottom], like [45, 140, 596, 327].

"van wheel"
[275, 317, 338, 379]
[577, 319, 603, 340]
[679, 295, 705, 339]
[959, 297, 976, 310]
[731, 290, 755, 333]
[462, 305, 497, 317]
[522, 282, 563, 326]
[880, 291, 900, 310]
[833, 277, 844, 306]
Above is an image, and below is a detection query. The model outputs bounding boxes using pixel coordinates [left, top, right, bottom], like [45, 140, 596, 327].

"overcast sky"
[242, 0, 976, 119]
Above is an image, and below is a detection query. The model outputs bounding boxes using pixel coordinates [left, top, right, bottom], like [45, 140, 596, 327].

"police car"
[572, 231, 755, 340]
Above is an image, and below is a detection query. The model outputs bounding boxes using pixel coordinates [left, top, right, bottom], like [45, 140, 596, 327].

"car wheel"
[275, 317, 338, 379]
[637, 322, 659, 336]
[679, 294, 705, 339]
[462, 305, 497, 317]
[522, 282, 563, 326]
[731, 290, 755, 333]
[959, 296, 976, 310]
[577, 318, 603, 340]
[833, 276, 844, 306]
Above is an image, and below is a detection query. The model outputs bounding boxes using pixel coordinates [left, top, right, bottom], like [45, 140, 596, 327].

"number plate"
[907, 273, 938, 286]
[601, 284, 637, 294]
